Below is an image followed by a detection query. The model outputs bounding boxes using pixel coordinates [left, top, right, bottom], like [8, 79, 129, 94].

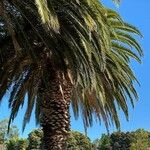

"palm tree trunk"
[40, 75, 73, 150]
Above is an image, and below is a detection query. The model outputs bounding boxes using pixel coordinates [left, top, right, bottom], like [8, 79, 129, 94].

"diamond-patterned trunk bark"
[40, 76, 73, 150]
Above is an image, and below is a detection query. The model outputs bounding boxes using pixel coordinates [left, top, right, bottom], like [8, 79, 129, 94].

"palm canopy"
[0, 0, 142, 131]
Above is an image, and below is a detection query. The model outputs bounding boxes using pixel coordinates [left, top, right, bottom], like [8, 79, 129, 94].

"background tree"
[0, 119, 19, 150]
[27, 129, 43, 150]
[94, 134, 112, 150]
[94, 132, 133, 150]
[110, 132, 133, 150]
[130, 129, 150, 150]
[0, 119, 19, 144]
[6, 138, 27, 150]
[0, 0, 142, 149]
[67, 131, 94, 150]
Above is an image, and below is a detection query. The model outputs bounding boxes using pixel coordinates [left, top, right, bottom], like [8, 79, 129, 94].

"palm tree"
[0, 0, 142, 149]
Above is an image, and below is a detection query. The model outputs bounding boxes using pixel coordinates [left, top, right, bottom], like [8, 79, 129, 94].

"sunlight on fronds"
[35, 0, 59, 32]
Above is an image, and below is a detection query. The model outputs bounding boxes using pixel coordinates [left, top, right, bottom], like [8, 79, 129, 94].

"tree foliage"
[0, 119, 19, 144]
[110, 132, 133, 150]
[95, 134, 111, 150]
[67, 131, 94, 150]
[0, 123, 150, 150]
[27, 129, 43, 150]
[6, 138, 27, 150]
[130, 129, 150, 150]
[95, 129, 150, 150]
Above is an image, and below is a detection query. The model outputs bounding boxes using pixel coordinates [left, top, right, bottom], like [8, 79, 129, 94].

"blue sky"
[0, 0, 150, 141]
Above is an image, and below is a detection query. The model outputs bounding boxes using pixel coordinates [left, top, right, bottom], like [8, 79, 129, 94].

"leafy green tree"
[94, 129, 150, 150]
[67, 131, 94, 150]
[110, 132, 133, 150]
[17, 138, 27, 150]
[0, 119, 19, 144]
[0, 0, 142, 149]
[130, 129, 150, 150]
[6, 138, 27, 150]
[0, 119, 27, 150]
[95, 132, 133, 150]
[27, 129, 43, 150]
[94, 134, 111, 150]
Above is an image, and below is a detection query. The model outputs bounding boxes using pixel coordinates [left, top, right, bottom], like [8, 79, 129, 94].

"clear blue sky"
[0, 0, 150, 141]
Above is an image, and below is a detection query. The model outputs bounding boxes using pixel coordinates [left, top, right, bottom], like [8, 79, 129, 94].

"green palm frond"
[71, 7, 142, 130]
[35, 0, 59, 32]
[0, 0, 142, 131]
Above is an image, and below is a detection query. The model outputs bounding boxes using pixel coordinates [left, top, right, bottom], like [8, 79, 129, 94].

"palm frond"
[0, 0, 142, 131]
[35, 0, 59, 32]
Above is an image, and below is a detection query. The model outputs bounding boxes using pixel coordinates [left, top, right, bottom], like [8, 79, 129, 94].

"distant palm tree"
[0, 0, 142, 150]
